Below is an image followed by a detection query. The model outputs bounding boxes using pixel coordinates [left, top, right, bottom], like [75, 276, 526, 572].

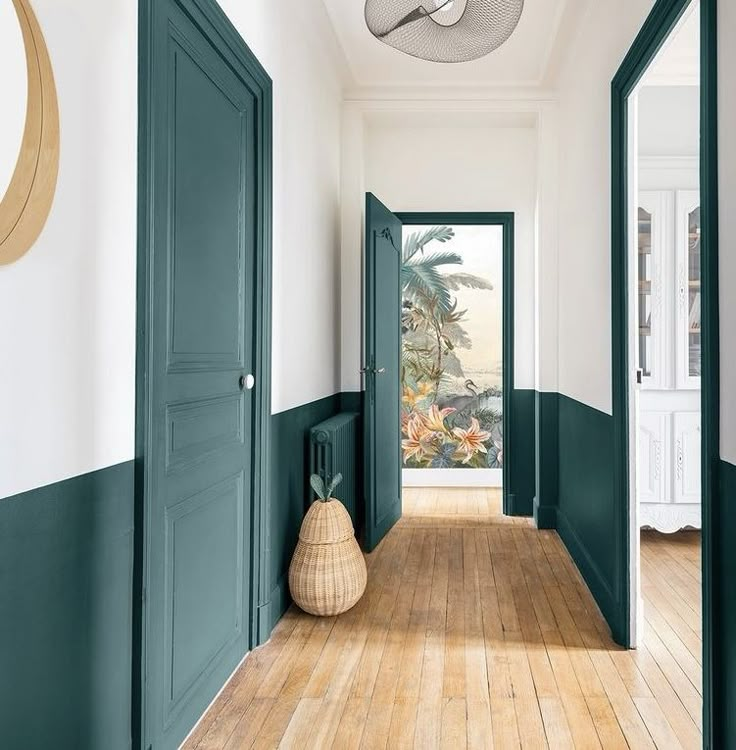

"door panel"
[674, 411, 701, 504]
[145, 2, 256, 747]
[364, 193, 402, 552]
[638, 411, 669, 505]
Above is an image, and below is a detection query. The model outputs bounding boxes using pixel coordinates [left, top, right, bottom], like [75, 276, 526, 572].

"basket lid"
[299, 499, 355, 544]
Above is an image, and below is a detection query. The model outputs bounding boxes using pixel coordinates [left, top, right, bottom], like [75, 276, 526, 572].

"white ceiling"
[320, 0, 583, 89]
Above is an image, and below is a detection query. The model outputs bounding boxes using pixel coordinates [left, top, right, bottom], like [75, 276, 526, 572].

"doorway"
[363, 199, 514, 552]
[612, 0, 717, 742]
[136, 1, 272, 748]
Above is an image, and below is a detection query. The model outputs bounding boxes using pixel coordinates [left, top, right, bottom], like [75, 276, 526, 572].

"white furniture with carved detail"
[637, 180, 701, 532]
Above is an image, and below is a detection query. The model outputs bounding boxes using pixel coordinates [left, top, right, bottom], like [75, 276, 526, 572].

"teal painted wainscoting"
[507, 388, 537, 517]
[0, 462, 134, 750]
[714, 458, 736, 747]
[534, 391, 559, 529]
[265, 393, 352, 633]
[556, 394, 625, 643]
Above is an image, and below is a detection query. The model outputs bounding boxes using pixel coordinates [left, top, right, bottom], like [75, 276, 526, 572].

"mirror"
[0, 0, 59, 265]
[0, 0, 28, 202]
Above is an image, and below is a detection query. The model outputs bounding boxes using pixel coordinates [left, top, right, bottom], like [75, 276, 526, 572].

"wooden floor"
[183, 489, 702, 749]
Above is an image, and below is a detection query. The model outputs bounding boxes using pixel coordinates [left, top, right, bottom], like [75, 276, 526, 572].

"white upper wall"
[0, 0, 137, 498]
[555, 0, 655, 414]
[220, 0, 350, 414]
[347, 114, 538, 391]
[0, 0, 350, 498]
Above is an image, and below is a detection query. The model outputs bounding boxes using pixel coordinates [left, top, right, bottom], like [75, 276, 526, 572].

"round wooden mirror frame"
[0, 0, 59, 265]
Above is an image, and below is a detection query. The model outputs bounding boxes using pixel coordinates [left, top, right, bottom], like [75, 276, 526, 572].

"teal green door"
[143, 2, 257, 747]
[364, 194, 402, 551]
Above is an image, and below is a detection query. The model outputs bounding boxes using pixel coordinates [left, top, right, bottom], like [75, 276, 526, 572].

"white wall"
[0, 0, 349, 499]
[342, 112, 538, 393]
[638, 85, 700, 156]
[719, 0, 736, 464]
[0, 0, 137, 498]
[220, 0, 349, 414]
[555, 0, 655, 414]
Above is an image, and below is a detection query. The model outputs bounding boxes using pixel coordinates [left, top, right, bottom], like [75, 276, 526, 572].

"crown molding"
[343, 85, 558, 104]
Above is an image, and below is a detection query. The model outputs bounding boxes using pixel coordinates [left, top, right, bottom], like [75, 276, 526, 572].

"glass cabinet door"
[638, 206, 653, 379]
[676, 191, 701, 388]
[637, 192, 668, 389]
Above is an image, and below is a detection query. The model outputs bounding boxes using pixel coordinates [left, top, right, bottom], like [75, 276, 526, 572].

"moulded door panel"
[674, 411, 701, 504]
[638, 411, 669, 505]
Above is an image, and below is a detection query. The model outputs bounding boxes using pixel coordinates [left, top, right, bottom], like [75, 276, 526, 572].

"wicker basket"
[288, 498, 367, 616]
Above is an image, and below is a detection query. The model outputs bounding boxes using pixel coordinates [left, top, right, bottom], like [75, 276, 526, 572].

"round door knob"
[239, 373, 255, 390]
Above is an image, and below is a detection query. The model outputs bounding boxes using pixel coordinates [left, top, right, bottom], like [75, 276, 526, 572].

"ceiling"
[320, 0, 583, 89]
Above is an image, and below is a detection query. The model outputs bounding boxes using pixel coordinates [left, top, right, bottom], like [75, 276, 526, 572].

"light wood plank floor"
[183, 489, 702, 749]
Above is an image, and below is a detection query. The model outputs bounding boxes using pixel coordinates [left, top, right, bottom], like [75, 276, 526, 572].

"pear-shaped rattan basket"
[289, 499, 367, 616]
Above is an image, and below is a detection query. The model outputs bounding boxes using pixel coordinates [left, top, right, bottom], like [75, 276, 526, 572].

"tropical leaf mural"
[401, 226, 503, 470]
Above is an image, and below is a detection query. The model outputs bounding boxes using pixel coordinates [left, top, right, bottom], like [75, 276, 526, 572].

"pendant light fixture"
[364, 0, 524, 63]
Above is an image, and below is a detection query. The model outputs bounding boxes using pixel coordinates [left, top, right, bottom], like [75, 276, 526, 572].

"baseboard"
[533, 495, 557, 529]
[556, 507, 620, 640]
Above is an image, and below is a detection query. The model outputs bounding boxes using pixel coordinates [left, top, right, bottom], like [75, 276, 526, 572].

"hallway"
[183, 489, 701, 749]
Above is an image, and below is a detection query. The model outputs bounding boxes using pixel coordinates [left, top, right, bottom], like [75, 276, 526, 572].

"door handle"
[360, 366, 386, 375]
[376, 368, 386, 374]
[239, 373, 255, 390]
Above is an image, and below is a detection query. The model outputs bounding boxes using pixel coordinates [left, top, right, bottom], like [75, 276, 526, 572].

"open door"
[363, 193, 402, 552]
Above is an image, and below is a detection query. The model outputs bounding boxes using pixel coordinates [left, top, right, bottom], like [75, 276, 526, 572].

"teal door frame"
[611, 0, 718, 742]
[395, 212, 515, 515]
[135, 0, 272, 746]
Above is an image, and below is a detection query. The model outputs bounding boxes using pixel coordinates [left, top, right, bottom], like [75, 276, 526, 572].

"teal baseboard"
[533, 495, 557, 529]
[0, 462, 134, 750]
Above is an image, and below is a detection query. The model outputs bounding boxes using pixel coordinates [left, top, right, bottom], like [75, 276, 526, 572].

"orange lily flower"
[422, 404, 456, 433]
[402, 413, 429, 462]
[453, 418, 492, 463]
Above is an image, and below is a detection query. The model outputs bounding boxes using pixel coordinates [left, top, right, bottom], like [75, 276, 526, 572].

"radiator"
[310, 412, 360, 527]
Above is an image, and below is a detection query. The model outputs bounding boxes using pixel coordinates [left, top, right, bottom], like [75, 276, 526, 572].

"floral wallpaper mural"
[401, 225, 503, 470]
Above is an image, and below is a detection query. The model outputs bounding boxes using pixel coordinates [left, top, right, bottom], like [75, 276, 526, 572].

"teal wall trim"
[507, 388, 536, 517]
[611, 0, 718, 738]
[714, 459, 736, 747]
[0, 462, 134, 750]
[264, 393, 345, 634]
[534, 391, 559, 529]
[556, 394, 625, 642]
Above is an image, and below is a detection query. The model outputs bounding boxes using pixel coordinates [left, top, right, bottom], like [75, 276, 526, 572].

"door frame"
[611, 0, 718, 742]
[134, 0, 272, 746]
[395, 211, 515, 514]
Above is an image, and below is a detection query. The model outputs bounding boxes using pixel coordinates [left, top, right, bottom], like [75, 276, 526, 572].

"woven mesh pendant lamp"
[364, 0, 524, 63]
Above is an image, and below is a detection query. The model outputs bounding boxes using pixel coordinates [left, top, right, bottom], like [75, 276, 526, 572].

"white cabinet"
[674, 411, 701, 504]
[638, 412, 669, 506]
[637, 186, 701, 532]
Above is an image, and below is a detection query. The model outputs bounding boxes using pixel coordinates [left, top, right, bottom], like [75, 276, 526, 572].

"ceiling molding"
[344, 85, 558, 104]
